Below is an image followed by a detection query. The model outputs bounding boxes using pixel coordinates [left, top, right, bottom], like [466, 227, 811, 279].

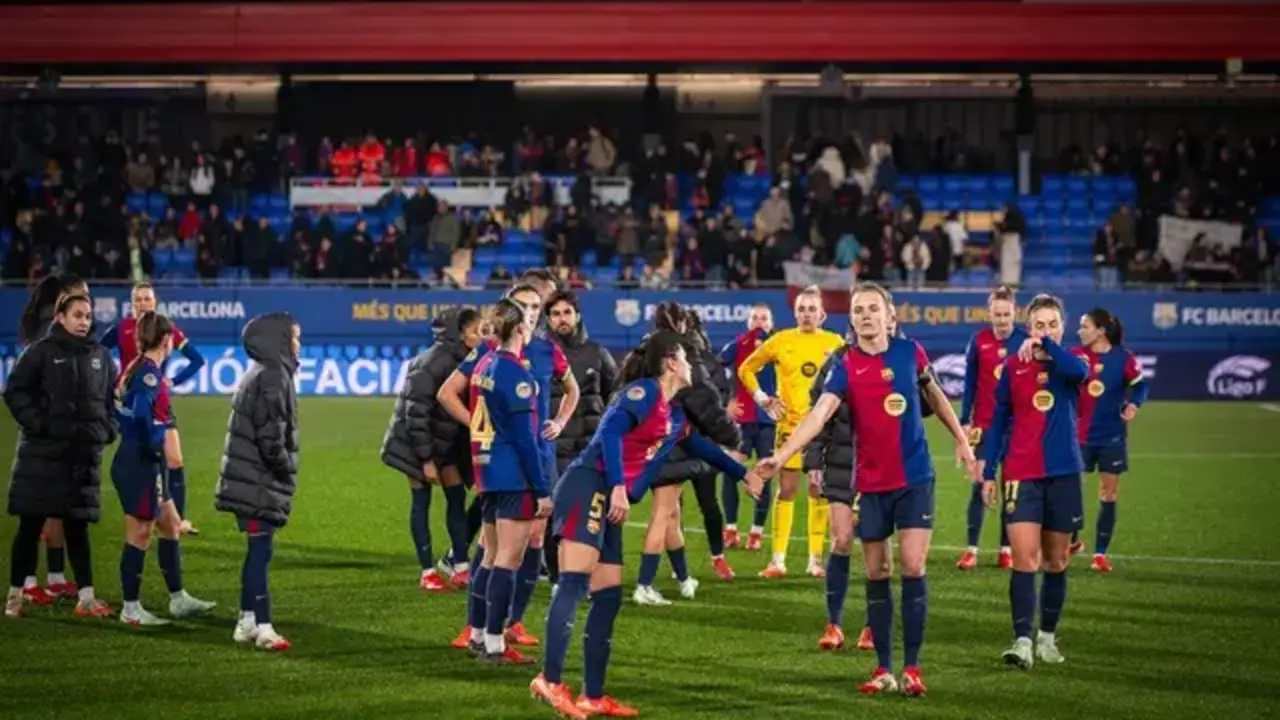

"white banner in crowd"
[782, 262, 856, 291]
[289, 176, 632, 210]
[1158, 215, 1243, 270]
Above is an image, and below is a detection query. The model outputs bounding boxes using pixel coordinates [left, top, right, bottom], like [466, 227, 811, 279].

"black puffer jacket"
[658, 333, 742, 482]
[803, 345, 854, 487]
[4, 324, 117, 521]
[215, 313, 300, 528]
[549, 322, 619, 472]
[381, 310, 475, 480]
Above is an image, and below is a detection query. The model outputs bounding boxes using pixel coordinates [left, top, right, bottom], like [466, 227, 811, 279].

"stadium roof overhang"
[0, 2, 1277, 75]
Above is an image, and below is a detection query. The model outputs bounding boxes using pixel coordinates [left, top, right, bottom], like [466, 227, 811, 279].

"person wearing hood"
[380, 307, 484, 593]
[628, 303, 742, 606]
[11, 272, 93, 605]
[542, 290, 619, 584]
[215, 312, 301, 653]
[5, 293, 117, 619]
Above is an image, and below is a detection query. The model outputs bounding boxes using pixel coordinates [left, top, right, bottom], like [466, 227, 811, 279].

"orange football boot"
[505, 622, 540, 646]
[955, 550, 978, 570]
[450, 626, 473, 650]
[901, 666, 927, 697]
[723, 528, 741, 549]
[711, 556, 735, 581]
[745, 529, 763, 551]
[818, 623, 845, 650]
[1090, 554, 1113, 573]
[530, 674, 588, 719]
[576, 695, 640, 717]
[856, 626, 875, 651]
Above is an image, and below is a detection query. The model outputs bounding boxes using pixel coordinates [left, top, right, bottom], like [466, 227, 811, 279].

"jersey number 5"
[470, 396, 496, 451]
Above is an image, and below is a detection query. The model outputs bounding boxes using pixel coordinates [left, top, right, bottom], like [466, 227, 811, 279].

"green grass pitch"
[2, 399, 1279, 720]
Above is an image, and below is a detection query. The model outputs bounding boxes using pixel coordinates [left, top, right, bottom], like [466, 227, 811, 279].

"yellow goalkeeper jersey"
[737, 327, 844, 429]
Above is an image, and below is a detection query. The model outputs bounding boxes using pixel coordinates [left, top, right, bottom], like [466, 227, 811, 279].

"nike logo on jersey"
[1071, 516, 1083, 524]
[53, 359, 66, 364]
[1016, 368, 1030, 375]
[856, 367, 870, 375]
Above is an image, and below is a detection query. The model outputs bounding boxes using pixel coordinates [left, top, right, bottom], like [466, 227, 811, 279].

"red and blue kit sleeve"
[912, 340, 932, 383]
[982, 363, 1013, 481]
[1042, 338, 1088, 384]
[457, 339, 497, 378]
[679, 430, 748, 482]
[1123, 351, 1149, 407]
[551, 342, 571, 382]
[598, 382, 656, 489]
[169, 326, 206, 386]
[500, 364, 551, 497]
[960, 333, 980, 425]
[820, 356, 850, 399]
[99, 323, 119, 350]
[129, 370, 167, 455]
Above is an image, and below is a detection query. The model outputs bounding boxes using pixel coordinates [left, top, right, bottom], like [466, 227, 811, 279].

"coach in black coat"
[804, 344, 855, 508]
[215, 313, 300, 528]
[381, 308, 480, 481]
[545, 292, 619, 474]
[5, 319, 118, 523]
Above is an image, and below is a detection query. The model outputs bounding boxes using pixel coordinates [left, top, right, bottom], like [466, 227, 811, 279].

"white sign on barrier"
[289, 176, 632, 209]
[1157, 215, 1243, 270]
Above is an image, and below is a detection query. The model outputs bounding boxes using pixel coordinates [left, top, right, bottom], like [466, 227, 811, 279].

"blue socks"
[509, 546, 542, 624]
[443, 483, 469, 565]
[866, 578, 893, 669]
[245, 532, 274, 625]
[966, 483, 986, 546]
[158, 538, 182, 594]
[1040, 570, 1067, 634]
[999, 512, 1010, 547]
[1010, 570, 1036, 639]
[901, 576, 927, 668]
[409, 485, 433, 571]
[543, 572, 588, 684]
[667, 547, 689, 583]
[825, 552, 850, 625]
[637, 553, 660, 587]
[1095, 501, 1116, 555]
[121, 543, 146, 602]
[485, 567, 516, 640]
[583, 586, 622, 699]
[722, 475, 740, 526]
[169, 467, 187, 517]
[468, 564, 491, 630]
[753, 480, 772, 528]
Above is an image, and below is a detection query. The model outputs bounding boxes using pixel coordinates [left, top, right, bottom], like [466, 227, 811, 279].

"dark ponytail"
[653, 301, 684, 333]
[1085, 307, 1124, 346]
[18, 275, 63, 345]
[119, 311, 174, 392]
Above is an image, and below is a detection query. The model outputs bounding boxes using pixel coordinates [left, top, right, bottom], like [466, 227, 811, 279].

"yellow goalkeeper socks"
[808, 497, 830, 560]
[772, 499, 795, 566]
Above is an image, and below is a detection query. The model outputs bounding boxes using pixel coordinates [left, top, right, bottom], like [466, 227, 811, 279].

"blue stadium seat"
[1042, 176, 1065, 197]
[1261, 197, 1280, 220]
[126, 193, 148, 214]
[896, 174, 917, 192]
[942, 176, 964, 193]
[1114, 176, 1137, 200]
[1066, 197, 1090, 215]
[1092, 176, 1117, 194]
[991, 176, 1015, 197]
[147, 194, 169, 216]
[1042, 197, 1066, 217]
[1065, 177, 1088, 195]
[269, 194, 289, 212]
[917, 175, 942, 194]
[1016, 196, 1041, 216]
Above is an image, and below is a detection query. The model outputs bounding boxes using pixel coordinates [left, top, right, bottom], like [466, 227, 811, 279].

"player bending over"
[1073, 308, 1148, 573]
[530, 331, 764, 718]
[112, 312, 216, 626]
[738, 286, 844, 579]
[758, 284, 976, 697]
[982, 294, 1089, 668]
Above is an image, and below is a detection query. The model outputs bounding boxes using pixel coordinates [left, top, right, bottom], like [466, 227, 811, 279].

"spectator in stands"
[639, 262, 670, 290]
[374, 227, 413, 283]
[593, 202, 619, 268]
[559, 136, 584, 174]
[901, 234, 931, 289]
[125, 152, 154, 193]
[473, 211, 502, 248]
[279, 134, 303, 190]
[617, 205, 640, 269]
[1093, 222, 1123, 290]
[189, 155, 215, 208]
[196, 236, 220, 282]
[3, 210, 34, 281]
[512, 126, 542, 175]
[402, 185, 437, 249]
[565, 268, 591, 290]
[202, 203, 231, 260]
[926, 226, 952, 287]
[586, 126, 617, 176]
[942, 210, 967, 270]
[642, 203, 669, 266]
[505, 175, 531, 229]
[427, 201, 461, 275]
[316, 136, 333, 176]
[230, 147, 255, 213]
[243, 216, 274, 280]
[178, 202, 201, 243]
[995, 202, 1027, 288]
[833, 231, 861, 271]
[344, 219, 375, 280]
[332, 140, 357, 184]
[486, 264, 514, 289]
[359, 134, 385, 186]
[161, 157, 187, 207]
[617, 264, 639, 289]
[755, 233, 786, 284]
[528, 173, 550, 229]
[756, 187, 794, 240]
[425, 142, 451, 177]
[313, 236, 337, 279]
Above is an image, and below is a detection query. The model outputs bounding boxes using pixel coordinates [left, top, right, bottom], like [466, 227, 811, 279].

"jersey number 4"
[470, 396, 496, 451]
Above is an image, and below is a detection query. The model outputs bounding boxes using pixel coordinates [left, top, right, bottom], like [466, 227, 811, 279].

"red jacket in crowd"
[359, 138, 386, 183]
[332, 144, 358, 183]
[392, 143, 419, 177]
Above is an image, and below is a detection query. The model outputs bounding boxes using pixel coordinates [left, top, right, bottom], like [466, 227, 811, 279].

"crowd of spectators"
[2, 119, 1278, 291]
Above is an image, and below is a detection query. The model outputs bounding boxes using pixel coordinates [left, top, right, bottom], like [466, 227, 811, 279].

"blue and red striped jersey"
[467, 349, 550, 496]
[718, 328, 777, 425]
[116, 358, 169, 453]
[1073, 345, 1149, 447]
[820, 337, 936, 493]
[960, 326, 1029, 431]
[983, 338, 1088, 482]
[567, 378, 746, 501]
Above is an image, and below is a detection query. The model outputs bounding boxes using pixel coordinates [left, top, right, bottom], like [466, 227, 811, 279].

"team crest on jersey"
[1087, 379, 1105, 398]
[1036, 372, 1049, 385]
[521, 359, 532, 370]
[880, 368, 895, 382]
[586, 519, 601, 534]
[143, 373, 158, 387]
[967, 426, 983, 446]
[626, 385, 646, 401]
[1093, 363, 1104, 374]
[1032, 390, 1055, 412]
[515, 382, 533, 399]
[464, 348, 479, 361]
[91, 358, 102, 371]
[883, 392, 907, 417]
[997, 347, 1008, 358]
[993, 364, 1003, 380]
[801, 361, 818, 377]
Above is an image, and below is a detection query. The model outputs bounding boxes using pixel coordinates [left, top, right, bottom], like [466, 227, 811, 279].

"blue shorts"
[1003, 475, 1084, 534]
[552, 467, 623, 566]
[1082, 444, 1128, 474]
[110, 451, 166, 521]
[236, 516, 277, 535]
[481, 491, 538, 523]
[854, 483, 936, 542]
[740, 423, 776, 461]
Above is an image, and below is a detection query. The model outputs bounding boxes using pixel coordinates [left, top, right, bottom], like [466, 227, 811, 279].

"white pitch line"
[622, 522, 1280, 568]
[1260, 403, 1280, 414]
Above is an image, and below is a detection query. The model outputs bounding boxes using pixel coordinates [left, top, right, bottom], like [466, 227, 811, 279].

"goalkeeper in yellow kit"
[737, 286, 844, 578]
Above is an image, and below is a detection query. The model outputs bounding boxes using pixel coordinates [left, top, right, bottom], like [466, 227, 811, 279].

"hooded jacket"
[381, 309, 475, 480]
[548, 320, 619, 472]
[4, 323, 117, 521]
[215, 313, 300, 527]
[656, 331, 742, 483]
